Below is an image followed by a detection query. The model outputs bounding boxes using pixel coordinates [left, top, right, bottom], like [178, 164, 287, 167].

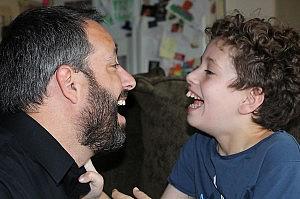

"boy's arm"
[111, 184, 193, 199]
[111, 187, 151, 199]
[161, 184, 194, 199]
[80, 159, 105, 199]
[99, 192, 111, 199]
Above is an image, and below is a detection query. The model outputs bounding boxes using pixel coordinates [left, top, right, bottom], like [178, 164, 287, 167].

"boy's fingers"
[112, 189, 133, 199]
[80, 171, 104, 199]
[84, 159, 98, 172]
[133, 187, 151, 199]
[79, 171, 104, 187]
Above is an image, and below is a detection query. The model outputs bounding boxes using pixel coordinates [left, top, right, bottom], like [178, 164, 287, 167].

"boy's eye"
[204, 69, 214, 75]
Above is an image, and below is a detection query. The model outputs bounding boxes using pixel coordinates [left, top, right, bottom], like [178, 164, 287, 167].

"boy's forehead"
[203, 39, 237, 71]
[208, 39, 237, 59]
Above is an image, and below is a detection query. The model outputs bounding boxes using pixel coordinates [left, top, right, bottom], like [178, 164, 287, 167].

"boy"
[162, 12, 300, 199]
[112, 12, 300, 199]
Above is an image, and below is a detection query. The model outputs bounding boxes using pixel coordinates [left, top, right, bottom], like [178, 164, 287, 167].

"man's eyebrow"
[105, 44, 118, 61]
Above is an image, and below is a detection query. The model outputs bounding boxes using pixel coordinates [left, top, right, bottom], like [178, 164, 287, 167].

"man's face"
[77, 20, 136, 153]
[78, 73, 125, 153]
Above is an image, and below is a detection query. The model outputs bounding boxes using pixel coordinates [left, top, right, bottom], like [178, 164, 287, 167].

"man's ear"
[55, 65, 78, 104]
[239, 87, 264, 115]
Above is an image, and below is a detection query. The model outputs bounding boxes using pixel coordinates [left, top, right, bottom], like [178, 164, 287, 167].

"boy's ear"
[55, 65, 79, 104]
[239, 87, 264, 115]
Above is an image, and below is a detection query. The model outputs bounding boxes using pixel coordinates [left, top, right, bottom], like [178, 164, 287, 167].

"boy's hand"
[80, 159, 104, 199]
[112, 187, 151, 199]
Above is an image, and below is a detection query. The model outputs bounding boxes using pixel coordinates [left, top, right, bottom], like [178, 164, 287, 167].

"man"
[0, 6, 136, 198]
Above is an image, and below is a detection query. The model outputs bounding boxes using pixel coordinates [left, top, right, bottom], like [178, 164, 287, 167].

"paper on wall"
[159, 36, 177, 59]
[166, 0, 209, 29]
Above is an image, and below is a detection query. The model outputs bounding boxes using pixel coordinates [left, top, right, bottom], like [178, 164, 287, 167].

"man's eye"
[112, 63, 119, 68]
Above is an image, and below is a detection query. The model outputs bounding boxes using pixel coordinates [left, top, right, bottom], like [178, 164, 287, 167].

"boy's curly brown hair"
[205, 13, 300, 131]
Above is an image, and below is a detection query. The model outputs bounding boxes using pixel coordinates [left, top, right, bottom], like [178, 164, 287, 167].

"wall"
[225, 0, 300, 31]
[276, 0, 300, 32]
[225, 0, 276, 18]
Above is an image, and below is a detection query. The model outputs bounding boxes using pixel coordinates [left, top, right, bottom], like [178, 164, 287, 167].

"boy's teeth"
[186, 91, 192, 97]
[186, 91, 201, 100]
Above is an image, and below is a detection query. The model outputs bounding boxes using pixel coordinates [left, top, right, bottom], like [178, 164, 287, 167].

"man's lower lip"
[117, 113, 126, 125]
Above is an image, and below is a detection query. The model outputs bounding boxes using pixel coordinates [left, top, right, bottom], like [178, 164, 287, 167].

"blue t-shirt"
[168, 131, 300, 199]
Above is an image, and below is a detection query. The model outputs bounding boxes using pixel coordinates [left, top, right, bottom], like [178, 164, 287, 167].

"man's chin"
[97, 128, 126, 154]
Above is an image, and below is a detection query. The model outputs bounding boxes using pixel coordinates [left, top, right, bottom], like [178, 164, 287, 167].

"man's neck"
[27, 110, 92, 167]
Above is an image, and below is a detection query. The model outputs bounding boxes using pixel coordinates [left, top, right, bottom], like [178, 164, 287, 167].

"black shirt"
[0, 112, 90, 198]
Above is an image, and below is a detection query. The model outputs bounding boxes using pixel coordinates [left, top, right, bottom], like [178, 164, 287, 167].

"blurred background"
[1, 0, 300, 76]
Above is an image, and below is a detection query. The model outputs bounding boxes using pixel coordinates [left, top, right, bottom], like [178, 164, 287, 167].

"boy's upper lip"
[186, 88, 203, 101]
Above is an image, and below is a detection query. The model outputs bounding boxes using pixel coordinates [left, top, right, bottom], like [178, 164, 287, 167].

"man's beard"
[77, 75, 126, 154]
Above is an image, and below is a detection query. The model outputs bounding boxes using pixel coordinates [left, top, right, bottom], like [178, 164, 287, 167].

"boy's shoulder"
[188, 131, 214, 146]
[262, 130, 300, 162]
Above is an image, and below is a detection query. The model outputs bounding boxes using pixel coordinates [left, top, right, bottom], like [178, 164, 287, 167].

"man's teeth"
[117, 99, 126, 106]
[186, 91, 201, 100]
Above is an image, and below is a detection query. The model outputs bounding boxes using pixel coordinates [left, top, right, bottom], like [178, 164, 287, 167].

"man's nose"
[120, 68, 136, 91]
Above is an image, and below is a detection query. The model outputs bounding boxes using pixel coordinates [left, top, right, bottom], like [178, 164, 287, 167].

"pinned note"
[159, 37, 177, 59]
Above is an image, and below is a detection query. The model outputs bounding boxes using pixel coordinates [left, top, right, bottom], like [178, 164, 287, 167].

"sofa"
[92, 68, 299, 198]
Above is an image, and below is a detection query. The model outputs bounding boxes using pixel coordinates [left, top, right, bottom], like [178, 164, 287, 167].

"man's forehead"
[85, 20, 118, 61]
[104, 44, 118, 61]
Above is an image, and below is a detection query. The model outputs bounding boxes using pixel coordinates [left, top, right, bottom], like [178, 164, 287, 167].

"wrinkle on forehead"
[85, 20, 116, 60]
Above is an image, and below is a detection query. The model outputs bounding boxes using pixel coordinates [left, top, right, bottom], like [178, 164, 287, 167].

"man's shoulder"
[0, 127, 30, 177]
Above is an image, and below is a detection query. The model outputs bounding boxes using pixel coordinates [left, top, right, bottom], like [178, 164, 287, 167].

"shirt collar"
[1, 111, 76, 184]
[0, 111, 91, 197]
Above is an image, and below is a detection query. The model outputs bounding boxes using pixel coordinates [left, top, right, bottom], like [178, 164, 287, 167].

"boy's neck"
[216, 128, 273, 156]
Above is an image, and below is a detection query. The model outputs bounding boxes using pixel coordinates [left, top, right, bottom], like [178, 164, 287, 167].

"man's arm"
[161, 184, 194, 199]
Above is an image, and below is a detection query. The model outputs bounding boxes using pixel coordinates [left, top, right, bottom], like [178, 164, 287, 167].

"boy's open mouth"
[186, 91, 204, 109]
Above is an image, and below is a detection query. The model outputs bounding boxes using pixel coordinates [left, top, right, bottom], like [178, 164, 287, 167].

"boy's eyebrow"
[207, 57, 221, 69]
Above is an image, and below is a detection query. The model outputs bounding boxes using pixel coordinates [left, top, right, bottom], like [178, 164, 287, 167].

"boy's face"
[186, 39, 248, 136]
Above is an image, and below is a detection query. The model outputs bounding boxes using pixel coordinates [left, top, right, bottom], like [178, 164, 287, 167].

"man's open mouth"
[117, 91, 128, 125]
[117, 91, 128, 108]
